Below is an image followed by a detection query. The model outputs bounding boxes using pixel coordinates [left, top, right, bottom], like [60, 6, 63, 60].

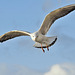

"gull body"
[30, 31, 56, 45]
[0, 4, 75, 52]
[30, 32, 46, 43]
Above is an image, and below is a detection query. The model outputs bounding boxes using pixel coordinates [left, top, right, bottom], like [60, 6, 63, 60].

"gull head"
[30, 32, 38, 41]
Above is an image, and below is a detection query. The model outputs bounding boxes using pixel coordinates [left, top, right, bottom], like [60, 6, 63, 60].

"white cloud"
[0, 63, 75, 75]
[44, 63, 75, 75]
[13, 65, 42, 75]
[0, 63, 43, 75]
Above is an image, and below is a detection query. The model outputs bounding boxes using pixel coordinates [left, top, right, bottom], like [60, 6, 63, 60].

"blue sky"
[0, 0, 75, 75]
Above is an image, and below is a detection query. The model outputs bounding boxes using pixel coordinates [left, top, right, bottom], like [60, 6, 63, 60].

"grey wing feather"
[38, 4, 75, 35]
[0, 30, 30, 42]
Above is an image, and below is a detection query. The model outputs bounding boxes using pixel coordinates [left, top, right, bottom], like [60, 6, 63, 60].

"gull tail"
[33, 36, 57, 48]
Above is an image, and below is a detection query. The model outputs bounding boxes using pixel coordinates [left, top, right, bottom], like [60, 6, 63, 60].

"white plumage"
[0, 4, 75, 52]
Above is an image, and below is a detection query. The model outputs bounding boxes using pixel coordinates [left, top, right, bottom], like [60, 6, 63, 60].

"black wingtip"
[0, 40, 4, 43]
[0, 38, 6, 43]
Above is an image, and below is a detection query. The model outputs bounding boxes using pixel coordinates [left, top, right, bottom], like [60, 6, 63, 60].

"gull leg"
[46, 44, 49, 51]
[41, 44, 45, 53]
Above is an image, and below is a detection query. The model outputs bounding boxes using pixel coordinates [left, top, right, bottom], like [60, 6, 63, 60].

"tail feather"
[33, 36, 57, 48]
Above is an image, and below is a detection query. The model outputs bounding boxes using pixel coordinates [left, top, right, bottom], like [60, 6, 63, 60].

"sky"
[0, 0, 75, 75]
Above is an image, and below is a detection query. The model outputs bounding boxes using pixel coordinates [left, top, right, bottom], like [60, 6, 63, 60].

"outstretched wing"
[0, 30, 30, 42]
[38, 4, 75, 35]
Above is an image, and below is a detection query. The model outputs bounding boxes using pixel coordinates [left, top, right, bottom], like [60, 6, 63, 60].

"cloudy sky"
[0, 0, 75, 75]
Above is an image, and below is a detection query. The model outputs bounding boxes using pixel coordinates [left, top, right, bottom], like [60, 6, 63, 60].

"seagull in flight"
[0, 4, 75, 52]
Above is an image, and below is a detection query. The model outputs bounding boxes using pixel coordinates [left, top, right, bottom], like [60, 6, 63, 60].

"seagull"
[0, 4, 75, 52]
